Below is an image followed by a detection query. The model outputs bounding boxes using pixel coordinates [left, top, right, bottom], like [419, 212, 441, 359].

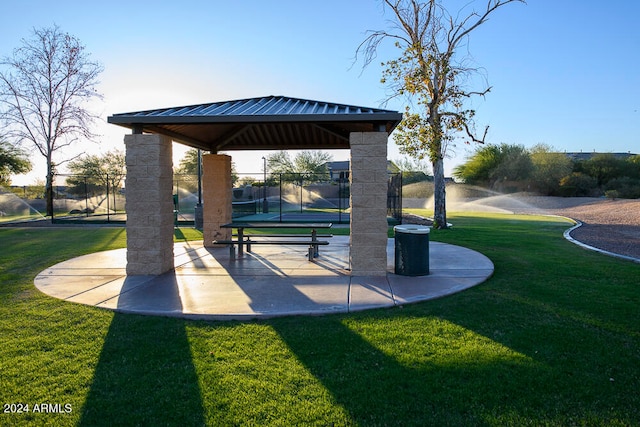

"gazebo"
[108, 95, 402, 277]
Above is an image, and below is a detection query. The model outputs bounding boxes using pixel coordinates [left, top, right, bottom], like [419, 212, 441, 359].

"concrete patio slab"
[34, 236, 494, 320]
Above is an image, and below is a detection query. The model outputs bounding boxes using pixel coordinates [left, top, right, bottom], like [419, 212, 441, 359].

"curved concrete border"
[563, 220, 640, 264]
[34, 237, 494, 321]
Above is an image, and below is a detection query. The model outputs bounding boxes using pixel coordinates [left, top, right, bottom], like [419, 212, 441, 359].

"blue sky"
[2, 0, 639, 185]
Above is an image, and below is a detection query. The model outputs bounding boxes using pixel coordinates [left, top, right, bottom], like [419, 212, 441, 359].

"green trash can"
[394, 225, 430, 276]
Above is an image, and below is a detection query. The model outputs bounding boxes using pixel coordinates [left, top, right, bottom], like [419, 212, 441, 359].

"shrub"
[604, 177, 640, 199]
[559, 172, 599, 196]
[604, 190, 619, 200]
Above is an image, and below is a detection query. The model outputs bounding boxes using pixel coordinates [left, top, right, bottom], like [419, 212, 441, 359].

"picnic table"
[217, 222, 333, 260]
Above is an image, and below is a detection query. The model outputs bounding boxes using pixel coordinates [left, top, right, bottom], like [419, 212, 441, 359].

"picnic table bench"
[214, 222, 333, 261]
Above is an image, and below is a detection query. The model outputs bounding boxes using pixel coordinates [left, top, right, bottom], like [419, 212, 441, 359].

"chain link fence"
[232, 172, 352, 223]
[1, 172, 402, 225]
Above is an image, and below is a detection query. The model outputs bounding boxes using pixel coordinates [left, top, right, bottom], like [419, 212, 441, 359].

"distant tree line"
[266, 150, 332, 183]
[62, 150, 126, 212]
[173, 149, 333, 190]
[454, 143, 640, 198]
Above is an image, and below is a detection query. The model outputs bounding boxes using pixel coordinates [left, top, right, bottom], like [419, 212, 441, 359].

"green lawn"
[1, 213, 639, 426]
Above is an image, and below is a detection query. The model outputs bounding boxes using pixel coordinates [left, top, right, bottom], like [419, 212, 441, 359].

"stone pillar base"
[125, 134, 174, 275]
[349, 132, 389, 276]
[202, 154, 232, 247]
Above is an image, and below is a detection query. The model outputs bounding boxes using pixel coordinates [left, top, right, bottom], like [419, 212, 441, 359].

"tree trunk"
[432, 156, 447, 229]
[46, 163, 54, 218]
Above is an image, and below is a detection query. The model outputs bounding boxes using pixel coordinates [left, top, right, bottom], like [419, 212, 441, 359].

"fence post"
[279, 173, 283, 222]
[106, 173, 110, 222]
[84, 177, 89, 217]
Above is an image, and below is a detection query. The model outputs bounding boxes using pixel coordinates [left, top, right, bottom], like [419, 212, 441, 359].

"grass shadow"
[174, 228, 188, 242]
[79, 312, 205, 426]
[95, 227, 126, 252]
[270, 314, 552, 425]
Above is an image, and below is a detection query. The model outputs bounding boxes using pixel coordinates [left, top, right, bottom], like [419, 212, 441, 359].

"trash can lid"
[394, 224, 430, 234]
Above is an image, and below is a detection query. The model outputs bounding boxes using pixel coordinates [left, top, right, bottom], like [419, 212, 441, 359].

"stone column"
[349, 132, 389, 276]
[124, 134, 174, 275]
[202, 154, 232, 247]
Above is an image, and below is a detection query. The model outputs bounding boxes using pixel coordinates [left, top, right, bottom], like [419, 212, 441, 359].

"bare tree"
[358, 0, 525, 228]
[0, 25, 103, 216]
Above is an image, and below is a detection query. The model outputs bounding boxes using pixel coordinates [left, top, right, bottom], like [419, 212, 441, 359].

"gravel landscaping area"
[405, 195, 640, 261]
[541, 197, 640, 260]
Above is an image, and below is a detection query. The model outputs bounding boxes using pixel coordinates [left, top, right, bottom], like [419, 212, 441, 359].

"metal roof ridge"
[108, 95, 403, 122]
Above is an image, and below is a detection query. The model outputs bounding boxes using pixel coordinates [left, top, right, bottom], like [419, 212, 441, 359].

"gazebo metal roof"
[107, 95, 403, 152]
